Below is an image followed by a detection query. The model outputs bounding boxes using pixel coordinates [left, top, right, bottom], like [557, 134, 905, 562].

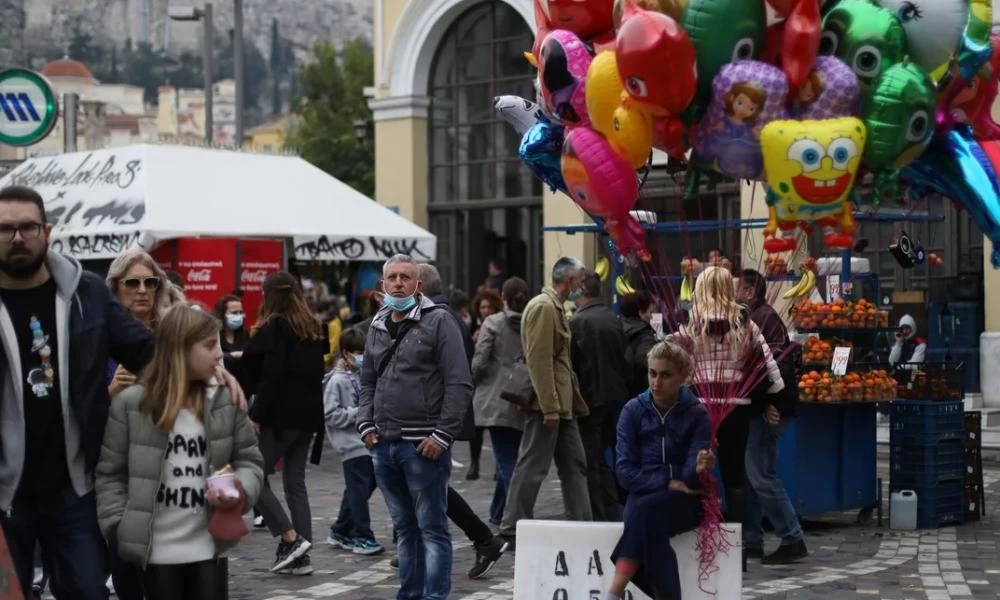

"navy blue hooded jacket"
[615, 386, 711, 495]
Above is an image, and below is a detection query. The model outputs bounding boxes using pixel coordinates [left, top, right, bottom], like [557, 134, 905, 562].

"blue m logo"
[0, 93, 41, 123]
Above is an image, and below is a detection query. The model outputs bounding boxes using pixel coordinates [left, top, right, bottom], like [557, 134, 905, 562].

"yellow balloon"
[595, 256, 610, 281]
[585, 51, 654, 169]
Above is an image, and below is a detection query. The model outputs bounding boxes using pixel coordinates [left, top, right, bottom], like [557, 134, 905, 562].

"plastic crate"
[890, 400, 965, 445]
[926, 348, 980, 394]
[890, 440, 965, 488]
[927, 302, 983, 349]
[916, 482, 965, 529]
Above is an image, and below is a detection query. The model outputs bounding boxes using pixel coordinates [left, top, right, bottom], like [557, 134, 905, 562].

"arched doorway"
[426, 2, 543, 294]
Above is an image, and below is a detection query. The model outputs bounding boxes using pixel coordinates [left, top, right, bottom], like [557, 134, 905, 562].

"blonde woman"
[106, 250, 185, 398]
[667, 266, 784, 565]
[95, 306, 263, 600]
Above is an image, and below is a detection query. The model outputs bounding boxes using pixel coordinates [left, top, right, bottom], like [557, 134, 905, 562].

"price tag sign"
[650, 313, 664, 339]
[831, 346, 851, 376]
[827, 274, 841, 303]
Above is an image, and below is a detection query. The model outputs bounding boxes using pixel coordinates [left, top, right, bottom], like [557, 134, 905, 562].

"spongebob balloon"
[820, 0, 907, 92]
[761, 117, 868, 253]
[585, 51, 654, 168]
[876, 0, 969, 80]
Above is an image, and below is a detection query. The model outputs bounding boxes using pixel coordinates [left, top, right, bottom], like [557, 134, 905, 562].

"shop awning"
[0, 144, 436, 261]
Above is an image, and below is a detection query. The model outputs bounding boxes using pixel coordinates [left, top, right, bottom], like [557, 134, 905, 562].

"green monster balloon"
[681, 0, 767, 121]
[861, 60, 936, 201]
[820, 0, 908, 92]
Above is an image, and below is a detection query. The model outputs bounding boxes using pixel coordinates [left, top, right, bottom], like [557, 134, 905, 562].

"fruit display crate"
[895, 362, 966, 402]
[889, 400, 965, 445]
[914, 482, 965, 529]
[889, 440, 965, 489]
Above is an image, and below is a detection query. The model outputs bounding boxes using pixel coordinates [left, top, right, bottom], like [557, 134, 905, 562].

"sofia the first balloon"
[790, 56, 861, 120]
[533, 30, 595, 127]
[693, 60, 789, 180]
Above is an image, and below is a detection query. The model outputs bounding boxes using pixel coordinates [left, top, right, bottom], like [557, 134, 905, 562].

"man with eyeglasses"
[0, 185, 245, 599]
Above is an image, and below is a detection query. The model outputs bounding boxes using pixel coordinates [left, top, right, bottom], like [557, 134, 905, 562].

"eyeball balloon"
[761, 117, 867, 250]
[693, 60, 789, 181]
[616, 0, 697, 117]
[820, 0, 907, 91]
[876, 0, 969, 80]
[681, 0, 768, 119]
[862, 61, 936, 172]
[790, 56, 861, 120]
[535, 30, 595, 127]
[585, 52, 654, 168]
[562, 127, 639, 217]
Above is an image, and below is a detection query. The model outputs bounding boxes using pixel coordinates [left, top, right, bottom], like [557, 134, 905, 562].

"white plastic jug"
[890, 490, 918, 530]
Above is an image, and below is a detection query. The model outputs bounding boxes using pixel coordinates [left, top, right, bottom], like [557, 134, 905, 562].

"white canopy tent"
[0, 144, 436, 261]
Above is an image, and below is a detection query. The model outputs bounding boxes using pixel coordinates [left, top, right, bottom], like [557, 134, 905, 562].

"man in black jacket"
[620, 291, 658, 398]
[737, 269, 807, 565]
[570, 271, 628, 521]
[0, 185, 245, 599]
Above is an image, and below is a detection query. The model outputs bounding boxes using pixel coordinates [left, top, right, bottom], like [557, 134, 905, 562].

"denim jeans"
[331, 456, 378, 541]
[0, 489, 109, 600]
[488, 427, 522, 525]
[371, 441, 452, 600]
[745, 416, 803, 549]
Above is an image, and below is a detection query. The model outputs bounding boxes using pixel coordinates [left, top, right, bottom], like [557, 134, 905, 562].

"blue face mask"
[567, 288, 583, 301]
[352, 354, 364, 369]
[225, 314, 244, 330]
[383, 294, 417, 312]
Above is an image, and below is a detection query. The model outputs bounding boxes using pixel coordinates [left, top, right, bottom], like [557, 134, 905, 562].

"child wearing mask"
[96, 306, 264, 600]
[323, 327, 384, 556]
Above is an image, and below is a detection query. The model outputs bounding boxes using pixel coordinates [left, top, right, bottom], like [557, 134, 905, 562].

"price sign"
[826, 274, 841, 302]
[831, 346, 852, 376]
[650, 313, 664, 339]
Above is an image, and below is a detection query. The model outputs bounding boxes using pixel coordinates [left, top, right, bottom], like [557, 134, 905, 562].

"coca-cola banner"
[175, 238, 238, 310]
[239, 240, 284, 328]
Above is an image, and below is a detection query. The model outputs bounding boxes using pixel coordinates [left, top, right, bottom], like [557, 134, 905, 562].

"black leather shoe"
[466, 465, 480, 480]
[762, 540, 808, 565]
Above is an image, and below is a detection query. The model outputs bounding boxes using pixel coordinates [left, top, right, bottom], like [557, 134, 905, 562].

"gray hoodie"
[323, 366, 368, 462]
[356, 294, 473, 449]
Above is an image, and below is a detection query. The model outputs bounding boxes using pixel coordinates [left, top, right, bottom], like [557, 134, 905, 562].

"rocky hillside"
[10, 0, 372, 67]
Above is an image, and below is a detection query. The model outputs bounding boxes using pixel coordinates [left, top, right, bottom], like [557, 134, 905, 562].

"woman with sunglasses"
[103, 249, 185, 600]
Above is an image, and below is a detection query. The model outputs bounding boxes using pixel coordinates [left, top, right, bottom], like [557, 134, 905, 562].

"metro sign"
[0, 69, 58, 147]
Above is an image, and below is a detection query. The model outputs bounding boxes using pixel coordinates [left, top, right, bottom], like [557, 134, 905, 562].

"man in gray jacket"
[357, 254, 472, 600]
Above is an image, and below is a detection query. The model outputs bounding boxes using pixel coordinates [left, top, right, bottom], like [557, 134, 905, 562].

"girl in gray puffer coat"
[96, 307, 263, 600]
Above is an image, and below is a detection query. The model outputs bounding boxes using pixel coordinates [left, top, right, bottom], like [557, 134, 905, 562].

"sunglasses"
[121, 277, 161, 291]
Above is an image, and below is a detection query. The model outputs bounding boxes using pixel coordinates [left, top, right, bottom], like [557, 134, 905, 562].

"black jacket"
[242, 316, 325, 432]
[0, 252, 152, 510]
[431, 293, 476, 440]
[570, 301, 630, 410]
[745, 300, 799, 418]
[622, 317, 657, 398]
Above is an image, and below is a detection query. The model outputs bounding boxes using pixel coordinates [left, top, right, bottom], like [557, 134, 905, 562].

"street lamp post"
[168, 3, 214, 144]
[234, 0, 244, 147]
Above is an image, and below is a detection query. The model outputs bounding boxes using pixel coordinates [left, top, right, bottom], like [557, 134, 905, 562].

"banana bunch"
[595, 257, 610, 282]
[679, 275, 694, 302]
[782, 269, 816, 300]
[615, 275, 636, 296]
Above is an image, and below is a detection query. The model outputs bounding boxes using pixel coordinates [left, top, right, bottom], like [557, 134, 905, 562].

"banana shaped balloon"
[615, 275, 637, 296]
[595, 257, 611, 281]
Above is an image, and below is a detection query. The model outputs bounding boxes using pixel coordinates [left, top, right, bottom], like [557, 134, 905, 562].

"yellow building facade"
[370, 0, 999, 410]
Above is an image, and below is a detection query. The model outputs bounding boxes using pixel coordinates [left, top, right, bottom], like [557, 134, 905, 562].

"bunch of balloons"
[496, 0, 1000, 266]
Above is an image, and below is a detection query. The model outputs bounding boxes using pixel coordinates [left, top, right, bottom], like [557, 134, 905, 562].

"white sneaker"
[106, 574, 116, 595]
[451, 458, 464, 469]
[253, 515, 266, 528]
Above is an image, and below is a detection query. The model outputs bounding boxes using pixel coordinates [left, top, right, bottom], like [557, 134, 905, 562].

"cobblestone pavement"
[223, 445, 1000, 600]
